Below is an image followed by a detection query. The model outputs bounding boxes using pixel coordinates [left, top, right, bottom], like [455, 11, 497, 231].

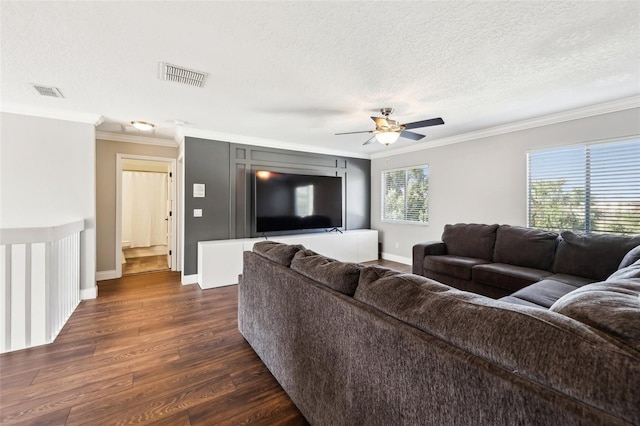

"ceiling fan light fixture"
[131, 121, 155, 131]
[375, 131, 401, 145]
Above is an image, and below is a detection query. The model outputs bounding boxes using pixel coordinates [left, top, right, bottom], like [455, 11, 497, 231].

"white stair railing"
[0, 220, 84, 353]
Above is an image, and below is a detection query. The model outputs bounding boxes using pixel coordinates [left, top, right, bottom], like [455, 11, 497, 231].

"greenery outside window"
[381, 165, 429, 224]
[527, 139, 640, 235]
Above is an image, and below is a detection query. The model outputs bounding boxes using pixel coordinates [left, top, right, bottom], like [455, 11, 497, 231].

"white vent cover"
[159, 62, 208, 88]
[31, 84, 64, 98]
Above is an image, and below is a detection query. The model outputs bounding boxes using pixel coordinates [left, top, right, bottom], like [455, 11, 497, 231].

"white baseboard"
[96, 269, 119, 281]
[182, 274, 198, 285]
[381, 252, 412, 265]
[80, 286, 98, 300]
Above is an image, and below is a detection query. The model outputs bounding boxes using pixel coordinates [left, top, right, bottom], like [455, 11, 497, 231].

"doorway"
[116, 155, 177, 277]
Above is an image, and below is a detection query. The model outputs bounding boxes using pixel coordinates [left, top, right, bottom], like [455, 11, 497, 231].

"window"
[381, 165, 429, 223]
[527, 139, 640, 235]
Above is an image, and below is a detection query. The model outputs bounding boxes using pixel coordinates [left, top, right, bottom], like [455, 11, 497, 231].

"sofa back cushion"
[553, 231, 640, 281]
[550, 279, 640, 353]
[253, 241, 305, 266]
[359, 265, 401, 287]
[493, 225, 559, 271]
[290, 249, 363, 296]
[441, 223, 499, 260]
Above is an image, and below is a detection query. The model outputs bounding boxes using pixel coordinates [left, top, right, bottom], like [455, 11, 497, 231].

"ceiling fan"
[335, 108, 444, 146]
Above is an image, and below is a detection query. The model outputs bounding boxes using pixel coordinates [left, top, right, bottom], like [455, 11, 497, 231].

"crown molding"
[371, 96, 640, 160]
[96, 131, 179, 148]
[177, 127, 370, 160]
[0, 104, 103, 125]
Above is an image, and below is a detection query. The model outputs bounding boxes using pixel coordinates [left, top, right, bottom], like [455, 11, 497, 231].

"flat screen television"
[255, 170, 343, 234]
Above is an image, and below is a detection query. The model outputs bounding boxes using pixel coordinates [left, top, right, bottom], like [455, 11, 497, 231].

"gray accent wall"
[183, 137, 371, 275]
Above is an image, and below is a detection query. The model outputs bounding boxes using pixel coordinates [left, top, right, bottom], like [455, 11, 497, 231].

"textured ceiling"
[1, 1, 639, 156]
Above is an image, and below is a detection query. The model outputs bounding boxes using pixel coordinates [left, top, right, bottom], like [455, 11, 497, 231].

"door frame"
[116, 154, 178, 277]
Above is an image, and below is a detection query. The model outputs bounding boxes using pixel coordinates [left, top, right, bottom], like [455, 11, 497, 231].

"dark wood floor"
[0, 259, 411, 425]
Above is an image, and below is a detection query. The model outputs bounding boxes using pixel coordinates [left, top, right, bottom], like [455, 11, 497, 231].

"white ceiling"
[2, 1, 639, 157]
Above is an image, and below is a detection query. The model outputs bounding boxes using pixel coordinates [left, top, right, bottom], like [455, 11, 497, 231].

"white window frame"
[527, 138, 640, 235]
[381, 164, 429, 225]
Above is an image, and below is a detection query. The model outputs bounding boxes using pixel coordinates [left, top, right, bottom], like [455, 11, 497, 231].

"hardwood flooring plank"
[0, 374, 133, 424]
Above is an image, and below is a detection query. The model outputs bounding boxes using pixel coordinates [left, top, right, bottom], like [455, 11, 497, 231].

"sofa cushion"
[619, 245, 640, 269]
[290, 249, 363, 296]
[441, 223, 499, 261]
[493, 225, 558, 271]
[253, 241, 305, 266]
[507, 279, 581, 309]
[423, 255, 490, 281]
[553, 231, 640, 281]
[359, 265, 401, 287]
[550, 280, 640, 352]
[498, 295, 547, 309]
[545, 274, 596, 287]
[472, 263, 553, 293]
[608, 259, 640, 281]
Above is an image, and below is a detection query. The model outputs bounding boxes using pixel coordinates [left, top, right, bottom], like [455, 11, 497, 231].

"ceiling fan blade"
[401, 131, 425, 141]
[371, 116, 390, 128]
[402, 117, 445, 130]
[362, 135, 377, 145]
[335, 130, 374, 135]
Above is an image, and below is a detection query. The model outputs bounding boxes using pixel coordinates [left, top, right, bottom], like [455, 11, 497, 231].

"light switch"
[193, 209, 203, 217]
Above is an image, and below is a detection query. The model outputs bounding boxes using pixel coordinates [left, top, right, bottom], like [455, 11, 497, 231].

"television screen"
[255, 170, 343, 233]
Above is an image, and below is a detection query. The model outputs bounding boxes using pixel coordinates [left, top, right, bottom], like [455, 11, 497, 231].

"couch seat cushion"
[553, 231, 640, 281]
[290, 249, 363, 296]
[423, 255, 490, 281]
[472, 263, 553, 292]
[442, 223, 499, 261]
[498, 295, 547, 309]
[545, 274, 596, 287]
[550, 279, 640, 352]
[493, 225, 558, 271]
[507, 279, 581, 309]
[253, 241, 305, 266]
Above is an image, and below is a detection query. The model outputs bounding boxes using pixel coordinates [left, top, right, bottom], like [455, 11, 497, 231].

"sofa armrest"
[412, 241, 447, 275]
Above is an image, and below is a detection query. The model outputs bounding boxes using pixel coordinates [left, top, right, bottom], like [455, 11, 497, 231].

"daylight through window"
[527, 139, 640, 235]
[381, 165, 429, 224]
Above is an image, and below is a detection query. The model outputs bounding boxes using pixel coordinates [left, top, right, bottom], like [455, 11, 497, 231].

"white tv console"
[197, 229, 378, 289]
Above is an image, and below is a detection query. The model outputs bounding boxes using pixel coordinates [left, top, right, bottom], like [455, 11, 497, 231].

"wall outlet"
[193, 209, 203, 217]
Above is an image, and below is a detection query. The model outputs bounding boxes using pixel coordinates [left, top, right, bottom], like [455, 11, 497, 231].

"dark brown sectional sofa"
[412, 223, 640, 306]
[238, 239, 640, 425]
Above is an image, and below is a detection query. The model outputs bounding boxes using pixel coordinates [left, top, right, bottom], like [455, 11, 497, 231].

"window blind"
[381, 165, 429, 223]
[527, 139, 640, 235]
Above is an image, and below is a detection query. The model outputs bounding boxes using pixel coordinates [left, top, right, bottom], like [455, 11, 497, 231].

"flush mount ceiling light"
[131, 121, 155, 131]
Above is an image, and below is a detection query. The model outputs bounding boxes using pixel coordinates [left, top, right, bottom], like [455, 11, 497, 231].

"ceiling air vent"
[159, 62, 208, 88]
[31, 84, 64, 98]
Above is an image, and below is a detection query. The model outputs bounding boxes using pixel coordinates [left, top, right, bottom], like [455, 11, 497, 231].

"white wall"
[1, 112, 97, 294]
[371, 108, 640, 263]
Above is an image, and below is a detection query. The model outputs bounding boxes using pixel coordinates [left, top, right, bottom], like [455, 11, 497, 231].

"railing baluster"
[0, 220, 84, 353]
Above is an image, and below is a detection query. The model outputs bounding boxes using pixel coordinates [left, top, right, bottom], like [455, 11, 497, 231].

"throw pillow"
[441, 223, 499, 260]
[619, 245, 640, 269]
[608, 259, 640, 281]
